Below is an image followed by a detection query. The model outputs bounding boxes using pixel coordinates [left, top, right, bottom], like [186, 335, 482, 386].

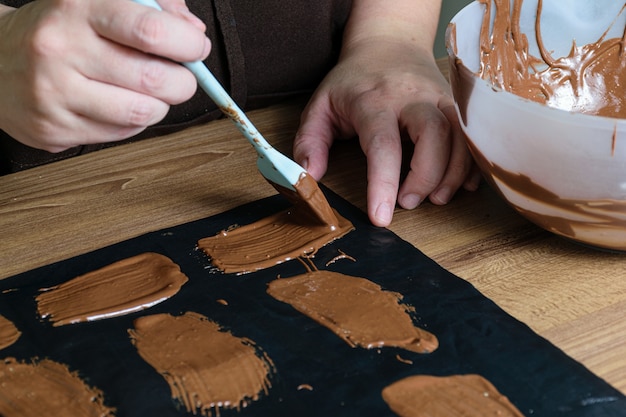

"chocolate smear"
[267, 270, 438, 353]
[129, 312, 274, 416]
[197, 187, 353, 274]
[0, 314, 20, 350]
[0, 357, 115, 417]
[382, 374, 524, 417]
[36, 252, 188, 326]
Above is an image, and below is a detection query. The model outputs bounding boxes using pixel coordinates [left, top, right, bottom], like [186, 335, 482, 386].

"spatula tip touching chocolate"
[270, 172, 339, 230]
[130, 0, 336, 229]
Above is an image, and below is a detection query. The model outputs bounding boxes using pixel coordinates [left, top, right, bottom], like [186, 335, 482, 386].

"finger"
[36, 117, 148, 153]
[90, 0, 210, 63]
[397, 102, 451, 209]
[66, 74, 170, 131]
[428, 101, 474, 205]
[356, 108, 403, 227]
[155, 0, 207, 32]
[464, 164, 483, 191]
[82, 42, 198, 104]
[25, 79, 159, 152]
[293, 99, 339, 181]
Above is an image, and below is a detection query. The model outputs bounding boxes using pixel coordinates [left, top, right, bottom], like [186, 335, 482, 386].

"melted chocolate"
[467, 140, 626, 250]
[129, 312, 274, 415]
[382, 374, 524, 417]
[197, 203, 353, 275]
[478, 0, 626, 118]
[0, 358, 115, 417]
[448, 1, 626, 249]
[267, 271, 438, 354]
[277, 172, 340, 228]
[36, 252, 188, 326]
[219, 99, 337, 229]
[0, 315, 20, 351]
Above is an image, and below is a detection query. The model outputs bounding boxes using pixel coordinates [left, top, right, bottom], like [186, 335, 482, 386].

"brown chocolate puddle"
[0, 315, 21, 351]
[198, 195, 354, 274]
[36, 252, 188, 326]
[0, 357, 115, 417]
[477, 0, 626, 118]
[382, 374, 524, 417]
[129, 312, 274, 416]
[267, 270, 438, 353]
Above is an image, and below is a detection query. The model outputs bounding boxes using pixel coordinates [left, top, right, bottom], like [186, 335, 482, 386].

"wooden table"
[1, 60, 625, 396]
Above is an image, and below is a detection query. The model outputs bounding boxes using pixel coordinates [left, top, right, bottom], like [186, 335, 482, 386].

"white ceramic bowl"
[446, 0, 626, 251]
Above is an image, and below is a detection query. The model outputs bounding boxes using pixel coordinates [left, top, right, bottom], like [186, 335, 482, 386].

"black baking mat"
[0, 187, 624, 417]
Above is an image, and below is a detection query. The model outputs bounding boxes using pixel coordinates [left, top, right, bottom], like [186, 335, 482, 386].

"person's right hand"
[0, 0, 210, 152]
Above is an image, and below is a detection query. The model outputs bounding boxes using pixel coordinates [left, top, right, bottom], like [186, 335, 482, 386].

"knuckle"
[375, 176, 399, 191]
[415, 172, 442, 192]
[417, 109, 451, 136]
[132, 12, 166, 50]
[429, 109, 450, 127]
[27, 18, 66, 60]
[363, 132, 398, 153]
[407, 164, 442, 192]
[446, 158, 472, 183]
[139, 62, 168, 94]
[431, 115, 452, 135]
[126, 98, 160, 126]
[26, 0, 82, 58]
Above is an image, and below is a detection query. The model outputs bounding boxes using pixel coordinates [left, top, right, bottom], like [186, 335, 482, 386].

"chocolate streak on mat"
[0, 358, 115, 417]
[382, 374, 524, 417]
[267, 270, 438, 353]
[129, 312, 274, 416]
[0, 315, 20, 350]
[197, 184, 354, 274]
[221, 102, 337, 229]
[35, 252, 188, 326]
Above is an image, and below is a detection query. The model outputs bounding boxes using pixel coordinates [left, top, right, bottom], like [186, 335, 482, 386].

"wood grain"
[1, 58, 624, 395]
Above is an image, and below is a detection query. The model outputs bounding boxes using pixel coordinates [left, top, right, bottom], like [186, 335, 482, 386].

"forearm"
[342, 0, 441, 55]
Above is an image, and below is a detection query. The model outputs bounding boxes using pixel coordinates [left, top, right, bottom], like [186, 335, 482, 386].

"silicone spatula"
[131, 0, 338, 227]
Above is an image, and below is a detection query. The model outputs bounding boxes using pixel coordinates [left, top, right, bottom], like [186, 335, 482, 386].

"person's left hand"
[293, 39, 481, 227]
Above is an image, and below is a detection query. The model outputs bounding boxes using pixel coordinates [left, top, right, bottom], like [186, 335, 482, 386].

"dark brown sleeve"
[0, 0, 352, 174]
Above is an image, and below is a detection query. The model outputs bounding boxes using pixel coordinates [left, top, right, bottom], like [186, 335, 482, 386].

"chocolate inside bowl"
[446, 0, 626, 251]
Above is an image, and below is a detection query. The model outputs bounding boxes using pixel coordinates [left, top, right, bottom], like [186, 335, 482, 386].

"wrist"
[342, 0, 440, 54]
[0, 4, 15, 17]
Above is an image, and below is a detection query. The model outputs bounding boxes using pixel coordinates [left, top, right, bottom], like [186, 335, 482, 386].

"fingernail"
[432, 187, 452, 205]
[399, 193, 422, 210]
[202, 36, 212, 57]
[375, 202, 393, 226]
